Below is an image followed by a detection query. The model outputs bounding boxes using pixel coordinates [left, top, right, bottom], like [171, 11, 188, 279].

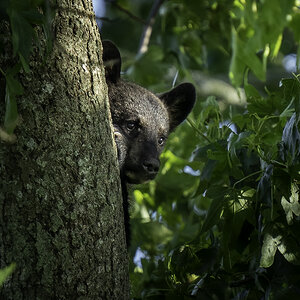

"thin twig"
[232, 170, 262, 189]
[95, 16, 114, 23]
[186, 118, 212, 143]
[111, 2, 146, 25]
[0, 66, 5, 76]
[137, 0, 165, 56]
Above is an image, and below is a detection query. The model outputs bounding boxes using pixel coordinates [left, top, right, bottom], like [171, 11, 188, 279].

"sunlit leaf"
[260, 233, 279, 268]
[0, 263, 16, 287]
[281, 183, 300, 225]
[278, 235, 300, 265]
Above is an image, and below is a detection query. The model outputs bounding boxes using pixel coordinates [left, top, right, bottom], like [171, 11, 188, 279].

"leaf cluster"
[102, 0, 299, 91]
[130, 75, 300, 299]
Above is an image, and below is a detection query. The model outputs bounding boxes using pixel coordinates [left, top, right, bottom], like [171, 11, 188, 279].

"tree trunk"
[0, 0, 129, 299]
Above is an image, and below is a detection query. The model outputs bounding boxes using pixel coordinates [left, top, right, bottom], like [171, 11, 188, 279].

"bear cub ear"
[159, 83, 196, 131]
[102, 40, 121, 83]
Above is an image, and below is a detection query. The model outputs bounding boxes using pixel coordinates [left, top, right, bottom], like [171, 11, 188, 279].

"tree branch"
[111, 2, 146, 25]
[137, 0, 165, 56]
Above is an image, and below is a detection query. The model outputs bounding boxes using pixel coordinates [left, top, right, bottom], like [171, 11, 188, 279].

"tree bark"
[0, 0, 129, 299]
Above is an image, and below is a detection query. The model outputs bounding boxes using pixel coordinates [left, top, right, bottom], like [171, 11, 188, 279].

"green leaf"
[280, 98, 296, 119]
[260, 233, 279, 268]
[244, 79, 261, 100]
[261, 226, 300, 268]
[6, 76, 23, 96]
[0, 263, 16, 287]
[4, 85, 18, 134]
[134, 221, 173, 246]
[19, 53, 30, 73]
[282, 113, 300, 160]
[289, 11, 300, 41]
[278, 234, 300, 265]
[257, 164, 273, 207]
[281, 183, 300, 225]
[21, 9, 44, 25]
[280, 77, 300, 115]
[3, 73, 23, 134]
[9, 9, 35, 61]
[200, 159, 216, 182]
[229, 27, 246, 86]
[228, 132, 251, 154]
[229, 27, 265, 86]
[128, 45, 168, 86]
[201, 187, 226, 233]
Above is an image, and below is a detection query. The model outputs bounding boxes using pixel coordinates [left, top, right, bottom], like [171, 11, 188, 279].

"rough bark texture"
[0, 0, 129, 299]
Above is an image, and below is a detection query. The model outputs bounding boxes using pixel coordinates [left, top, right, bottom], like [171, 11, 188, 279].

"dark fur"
[102, 40, 196, 246]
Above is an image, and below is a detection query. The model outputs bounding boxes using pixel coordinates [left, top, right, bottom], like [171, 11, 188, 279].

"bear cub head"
[102, 40, 196, 184]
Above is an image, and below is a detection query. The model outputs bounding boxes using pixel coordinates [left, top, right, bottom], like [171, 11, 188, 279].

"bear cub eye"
[126, 121, 138, 132]
[158, 136, 165, 146]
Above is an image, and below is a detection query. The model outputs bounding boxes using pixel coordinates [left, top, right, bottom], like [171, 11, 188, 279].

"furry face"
[102, 40, 196, 184]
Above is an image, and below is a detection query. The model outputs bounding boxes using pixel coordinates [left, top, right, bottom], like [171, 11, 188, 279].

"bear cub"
[102, 40, 196, 246]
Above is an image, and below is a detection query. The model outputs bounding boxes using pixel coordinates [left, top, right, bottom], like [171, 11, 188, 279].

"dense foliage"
[102, 0, 300, 299]
[1, 0, 300, 298]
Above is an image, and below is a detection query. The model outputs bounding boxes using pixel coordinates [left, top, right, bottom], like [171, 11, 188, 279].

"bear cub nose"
[143, 158, 160, 174]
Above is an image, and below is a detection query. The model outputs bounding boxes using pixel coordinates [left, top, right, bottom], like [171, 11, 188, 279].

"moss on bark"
[0, 0, 129, 298]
